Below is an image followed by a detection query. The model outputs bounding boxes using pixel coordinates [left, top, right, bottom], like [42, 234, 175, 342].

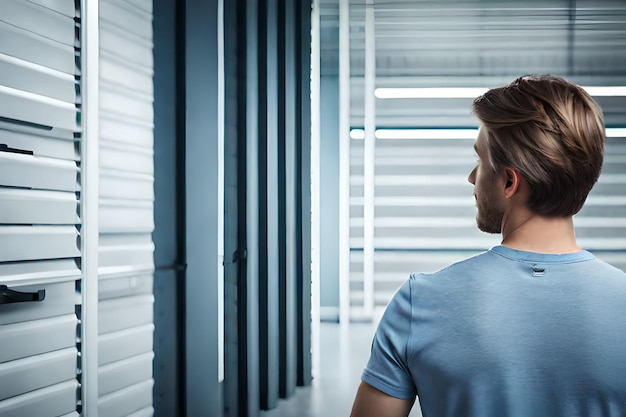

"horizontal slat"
[98, 379, 154, 417]
[0, 347, 77, 401]
[98, 234, 154, 271]
[100, 170, 154, 200]
[99, 274, 153, 300]
[99, 200, 154, 233]
[0, 21, 75, 74]
[127, 407, 154, 417]
[99, 295, 154, 334]
[0, 53, 76, 103]
[26, 0, 77, 17]
[127, 0, 153, 14]
[0, 379, 78, 417]
[100, 56, 154, 95]
[0, 0, 76, 46]
[99, 324, 154, 366]
[0, 189, 78, 224]
[100, 142, 154, 175]
[0, 226, 79, 262]
[100, 114, 153, 148]
[98, 352, 154, 396]
[0, 151, 78, 191]
[100, 0, 153, 41]
[0, 280, 75, 325]
[0, 314, 77, 363]
[100, 86, 154, 124]
[0, 128, 78, 160]
[0, 85, 79, 131]
[0, 259, 80, 286]
[99, 24, 153, 68]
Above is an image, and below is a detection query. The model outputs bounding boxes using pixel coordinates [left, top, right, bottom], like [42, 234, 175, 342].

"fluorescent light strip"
[375, 87, 487, 99]
[375, 86, 626, 99]
[350, 128, 478, 140]
[607, 128, 626, 138]
[350, 127, 625, 139]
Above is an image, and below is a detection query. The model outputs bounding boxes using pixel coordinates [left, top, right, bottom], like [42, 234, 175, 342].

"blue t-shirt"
[362, 246, 626, 417]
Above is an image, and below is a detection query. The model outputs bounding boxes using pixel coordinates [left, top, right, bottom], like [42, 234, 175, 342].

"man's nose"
[468, 167, 476, 185]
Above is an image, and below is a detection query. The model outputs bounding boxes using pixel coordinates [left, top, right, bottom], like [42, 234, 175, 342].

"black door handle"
[0, 285, 46, 305]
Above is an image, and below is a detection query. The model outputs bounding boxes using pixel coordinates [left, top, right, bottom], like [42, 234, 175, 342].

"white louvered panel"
[0, 380, 79, 417]
[98, 379, 154, 417]
[98, 0, 155, 413]
[0, 347, 77, 400]
[0, 2, 81, 415]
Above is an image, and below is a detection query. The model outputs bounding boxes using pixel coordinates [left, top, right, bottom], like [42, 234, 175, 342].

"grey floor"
[261, 322, 422, 417]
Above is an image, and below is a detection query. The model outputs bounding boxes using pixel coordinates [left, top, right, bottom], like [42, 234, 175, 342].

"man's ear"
[503, 167, 522, 198]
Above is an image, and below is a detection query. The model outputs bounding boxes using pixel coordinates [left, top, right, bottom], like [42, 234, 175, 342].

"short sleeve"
[361, 278, 417, 400]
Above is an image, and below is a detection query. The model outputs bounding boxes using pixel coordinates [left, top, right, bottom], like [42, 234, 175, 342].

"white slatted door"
[0, 1, 81, 416]
[98, 1, 155, 416]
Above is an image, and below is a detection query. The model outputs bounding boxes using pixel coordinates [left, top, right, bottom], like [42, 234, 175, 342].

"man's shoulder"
[410, 250, 495, 282]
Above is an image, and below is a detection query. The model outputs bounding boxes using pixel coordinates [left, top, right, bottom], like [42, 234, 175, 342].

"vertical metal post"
[363, 0, 375, 319]
[338, 0, 351, 325]
[310, 0, 321, 380]
[80, 0, 99, 415]
[217, 0, 225, 384]
[245, 0, 261, 414]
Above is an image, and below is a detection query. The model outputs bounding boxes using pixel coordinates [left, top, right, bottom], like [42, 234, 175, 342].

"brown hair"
[472, 75, 605, 217]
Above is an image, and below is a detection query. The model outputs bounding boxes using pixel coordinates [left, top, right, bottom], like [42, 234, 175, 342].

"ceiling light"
[375, 86, 626, 99]
[375, 129, 479, 140]
[375, 87, 487, 99]
[606, 128, 626, 137]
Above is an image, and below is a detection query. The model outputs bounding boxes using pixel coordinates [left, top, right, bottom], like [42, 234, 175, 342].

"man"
[350, 75, 626, 417]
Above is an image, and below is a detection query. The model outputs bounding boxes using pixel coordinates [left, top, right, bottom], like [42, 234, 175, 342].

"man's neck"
[500, 209, 581, 254]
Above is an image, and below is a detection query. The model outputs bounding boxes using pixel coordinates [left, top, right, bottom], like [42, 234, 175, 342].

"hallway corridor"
[261, 322, 422, 417]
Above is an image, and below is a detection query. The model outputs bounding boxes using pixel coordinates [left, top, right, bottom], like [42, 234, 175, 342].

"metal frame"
[80, 0, 99, 415]
[338, 0, 351, 325]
